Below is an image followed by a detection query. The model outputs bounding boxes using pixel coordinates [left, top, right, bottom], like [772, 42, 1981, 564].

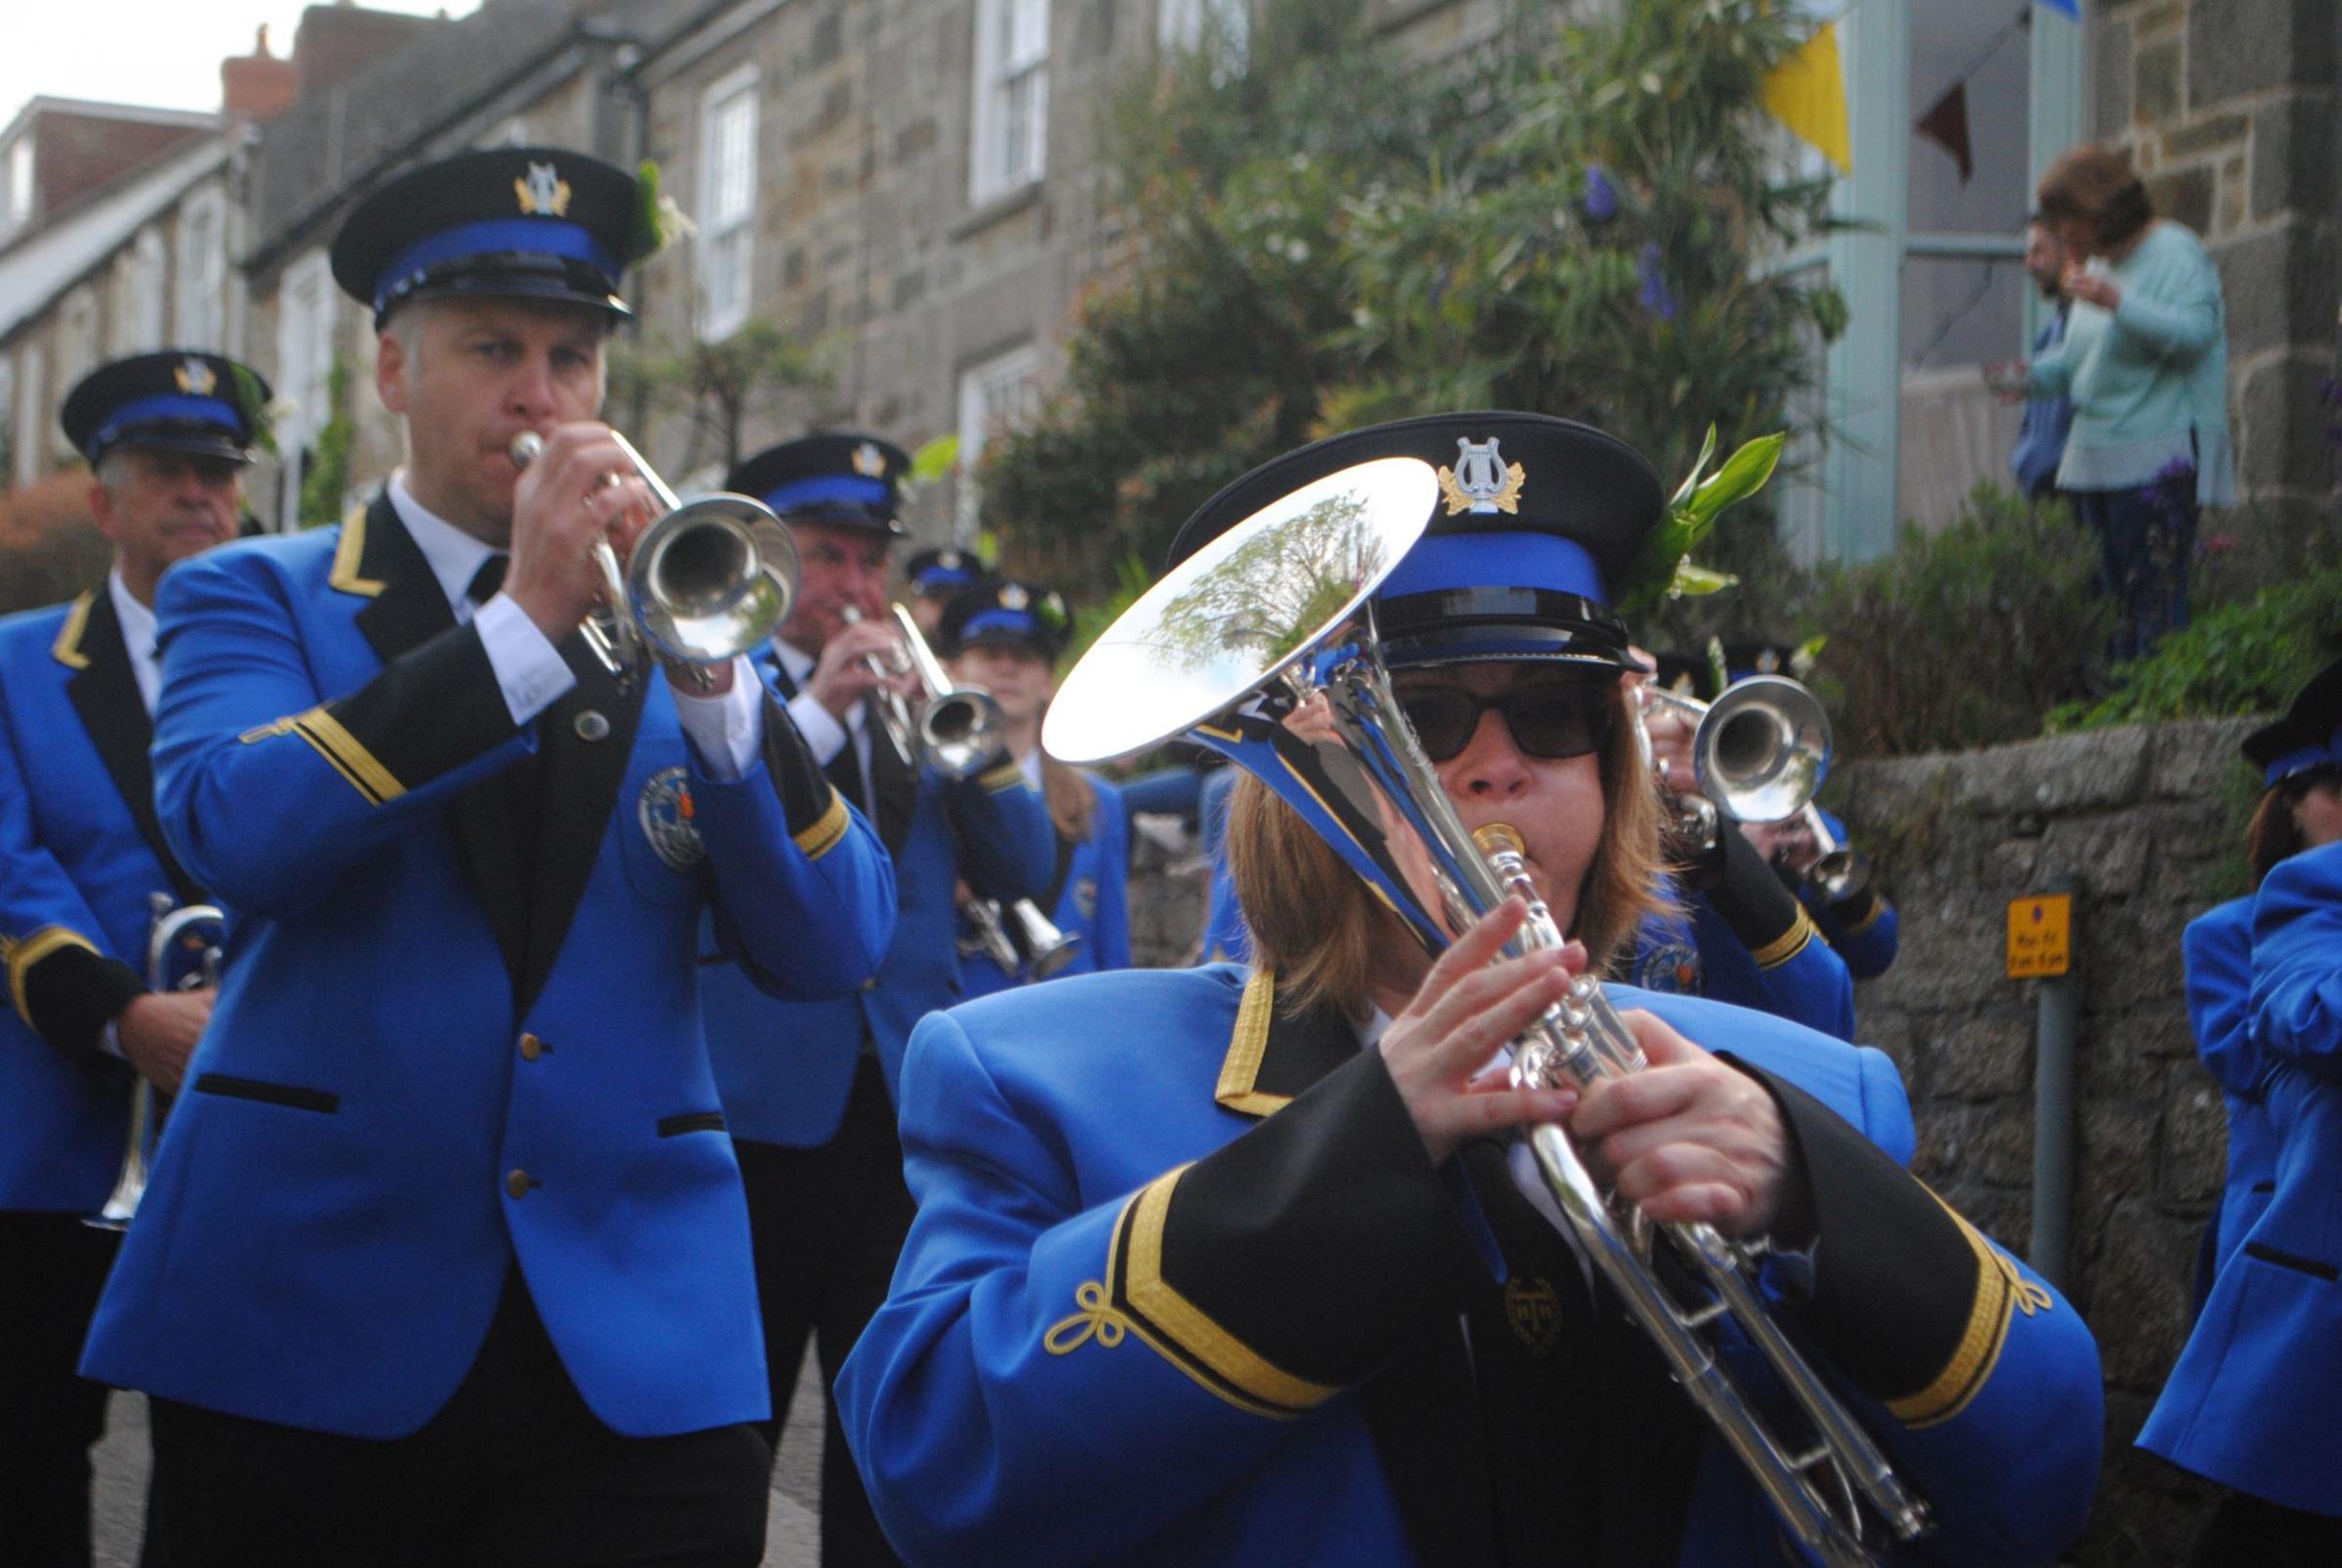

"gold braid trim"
[50, 593, 95, 669]
[6, 927, 101, 1025]
[1043, 1167, 1339, 1420]
[328, 507, 385, 596]
[1212, 969, 1288, 1115]
[977, 760, 1029, 794]
[792, 789, 851, 861]
[1886, 1196, 2053, 1429]
[1837, 889, 1885, 937]
[247, 706, 404, 804]
[1748, 905, 1819, 970]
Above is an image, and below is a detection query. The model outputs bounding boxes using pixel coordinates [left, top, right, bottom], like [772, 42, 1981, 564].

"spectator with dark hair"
[2018, 144, 2232, 662]
[2009, 218, 2076, 501]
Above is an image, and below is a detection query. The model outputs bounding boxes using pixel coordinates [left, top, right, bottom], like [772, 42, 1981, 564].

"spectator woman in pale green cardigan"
[2026, 144, 2232, 661]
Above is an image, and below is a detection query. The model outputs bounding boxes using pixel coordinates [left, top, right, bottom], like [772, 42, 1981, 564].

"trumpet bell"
[629, 495, 799, 666]
[1694, 674, 1832, 824]
[918, 690, 1006, 781]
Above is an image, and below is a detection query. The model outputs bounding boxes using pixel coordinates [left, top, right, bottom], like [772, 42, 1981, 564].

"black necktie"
[466, 554, 508, 606]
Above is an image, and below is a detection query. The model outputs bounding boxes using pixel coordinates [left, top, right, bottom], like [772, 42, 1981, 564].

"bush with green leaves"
[2045, 566, 2342, 734]
[1794, 485, 2110, 758]
[982, 0, 1841, 599]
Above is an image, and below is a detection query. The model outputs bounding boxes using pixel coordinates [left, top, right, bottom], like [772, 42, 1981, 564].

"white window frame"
[275, 249, 339, 522]
[696, 65, 760, 342]
[954, 342, 1045, 540]
[15, 344, 46, 485]
[3, 138, 32, 238]
[175, 184, 229, 348]
[969, 0, 1050, 205]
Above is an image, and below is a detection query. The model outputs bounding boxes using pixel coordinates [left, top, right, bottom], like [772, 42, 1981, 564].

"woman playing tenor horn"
[835, 413, 2103, 1566]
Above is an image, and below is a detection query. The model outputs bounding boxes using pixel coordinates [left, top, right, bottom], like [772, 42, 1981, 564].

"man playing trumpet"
[80, 146, 895, 1567]
[699, 432, 1056, 1565]
[0, 350, 262, 1566]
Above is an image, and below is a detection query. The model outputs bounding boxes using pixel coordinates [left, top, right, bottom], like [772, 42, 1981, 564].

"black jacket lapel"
[345, 493, 529, 986]
[63, 590, 201, 906]
[865, 716, 917, 853]
[514, 646, 647, 1015]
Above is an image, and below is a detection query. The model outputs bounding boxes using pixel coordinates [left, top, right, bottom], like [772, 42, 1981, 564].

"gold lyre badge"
[1436, 436, 1526, 516]
[174, 358, 217, 396]
[1504, 1275, 1563, 1355]
[851, 441, 887, 478]
[515, 161, 572, 217]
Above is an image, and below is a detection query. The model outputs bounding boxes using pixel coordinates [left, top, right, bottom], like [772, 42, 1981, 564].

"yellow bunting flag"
[1762, 21, 1852, 176]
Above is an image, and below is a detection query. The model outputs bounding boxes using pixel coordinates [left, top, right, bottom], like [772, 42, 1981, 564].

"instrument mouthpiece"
[1474, 823, 1526, 857]
[508, 431, 545, 468]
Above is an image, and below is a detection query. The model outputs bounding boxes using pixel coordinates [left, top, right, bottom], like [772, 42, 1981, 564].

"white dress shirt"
[775, 637, 874, 806]
[107, 568, 161, 717]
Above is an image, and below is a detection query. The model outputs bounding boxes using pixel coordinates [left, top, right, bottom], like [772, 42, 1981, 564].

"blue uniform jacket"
[0, 590, 190, 1211]
[1630, 823, 1857, 1041]
[698, 646, 1056, 1146]
[2184, 898, 2276, 1278]
[838, 965, 2102, 1566]
[2140, 841, 2342, 1513]
[1798, 809, 1900, 982]
[1195, 764, 1250, 964]
[959, 771, 1130, 1000]
[80, 498, 894, 1439]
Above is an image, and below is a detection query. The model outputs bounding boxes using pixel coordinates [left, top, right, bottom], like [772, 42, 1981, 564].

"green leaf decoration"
[908, 433, 962, 487]
[1617, 429, 1785, 619]
[1789, 634, 1827, 681]
[227, 363, 279, 459]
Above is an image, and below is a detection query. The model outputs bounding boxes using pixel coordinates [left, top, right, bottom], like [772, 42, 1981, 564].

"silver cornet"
[847, 603, 1006, 781]
[960, 894, 1079, 984]
[89, 895, 223, 1231]
[507, 429, 798, 688]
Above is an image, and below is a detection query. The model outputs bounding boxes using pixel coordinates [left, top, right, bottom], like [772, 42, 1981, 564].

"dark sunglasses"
[1395, 681, 1615, 763]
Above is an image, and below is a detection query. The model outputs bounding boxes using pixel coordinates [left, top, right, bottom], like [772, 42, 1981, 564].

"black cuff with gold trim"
[1705, 827, 1816, 969]
[1144, 1048, 1488, 1395]
[316, 623, 517, 801]
[21, 944, 146, 1067]
[760, 695, 849, 858]
[1733, 1063, 1990, 1411]
[1823, 882, 1887, 937]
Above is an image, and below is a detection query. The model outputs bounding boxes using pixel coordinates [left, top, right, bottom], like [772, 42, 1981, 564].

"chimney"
[222, 25, 299, 125]
[294, 3, 439, 100]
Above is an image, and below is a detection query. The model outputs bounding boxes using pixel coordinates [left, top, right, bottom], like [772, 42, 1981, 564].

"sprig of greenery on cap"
[1615, 424, 1784, 618]
[227, 362, 279, 459]
[634, 161, 696, 254]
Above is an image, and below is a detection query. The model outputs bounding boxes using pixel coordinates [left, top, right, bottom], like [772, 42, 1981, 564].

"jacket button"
[861, 976, 878, 991]
[518, 1033, 544, 1062]
[505, 1169, 533, 1199]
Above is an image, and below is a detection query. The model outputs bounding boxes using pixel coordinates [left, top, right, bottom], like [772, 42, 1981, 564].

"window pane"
[1908, 8, 2030, 236]
[1900, 256, 2025, 529]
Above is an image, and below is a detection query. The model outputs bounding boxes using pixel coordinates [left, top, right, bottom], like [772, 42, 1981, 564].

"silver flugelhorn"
[1043, 458, 1930, 1566]
[960, 892, 1079, 984]
[90, 895, 223, 1231]
[1640, 675, 1873, 902]
[507, 428, 798, 687]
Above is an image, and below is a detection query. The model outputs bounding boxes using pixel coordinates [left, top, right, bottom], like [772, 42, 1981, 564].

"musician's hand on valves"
[1643, 704, 1697, 796]
[116, 988, 213, 1096]
[1570, 1012, 1799, 1240]
[803, 616, 910, 725]
[1380, 898, 1585, 1166]
[505, 422, 657, 646]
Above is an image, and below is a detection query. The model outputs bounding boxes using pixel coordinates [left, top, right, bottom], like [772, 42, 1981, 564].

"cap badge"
[851, 441, 887, 478]
[516, 161, 573, 218]
[1437, 436, 1526, 516]
[938, 548, 963, 570]
[174, 358, 218, 396]
[998, 583, 1030, 611]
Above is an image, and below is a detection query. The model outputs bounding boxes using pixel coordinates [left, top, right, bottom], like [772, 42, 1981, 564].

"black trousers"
[140, 1270, 770, 1568]
[735, 1058, 915, 1568]
[0, 1212, 121, 1568]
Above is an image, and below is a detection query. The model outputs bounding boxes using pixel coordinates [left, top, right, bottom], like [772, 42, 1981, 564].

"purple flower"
[1636, 243, 1677, 321]
[1584, 166, 1618, 222]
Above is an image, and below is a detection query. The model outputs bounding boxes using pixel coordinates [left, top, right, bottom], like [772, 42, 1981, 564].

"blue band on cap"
[914, 565, 979, 591]
[763, 474, 892, 513]
[1377, 531, 1607, 606]
[374, 218, 623, 311]
[959, 608, 1041, 643]
[2265, 726, 2342, 785]
[90, 394, 245, 458]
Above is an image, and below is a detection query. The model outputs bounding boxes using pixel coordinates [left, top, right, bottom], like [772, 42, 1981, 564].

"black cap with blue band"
[2245, 658, 2342, 787]
[1167, 411, 1664, 674]
[330, 146, 654, 323]
[938, 578, 1069, 662]
[61, 352, 271, 466]
[726, 434, 911, 536]
[906, 546, 982, 599]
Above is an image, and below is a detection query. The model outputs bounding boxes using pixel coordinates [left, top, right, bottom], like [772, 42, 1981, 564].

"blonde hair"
[1227, 678, 1666, 1019]
[1040, 752, 1097, 843]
